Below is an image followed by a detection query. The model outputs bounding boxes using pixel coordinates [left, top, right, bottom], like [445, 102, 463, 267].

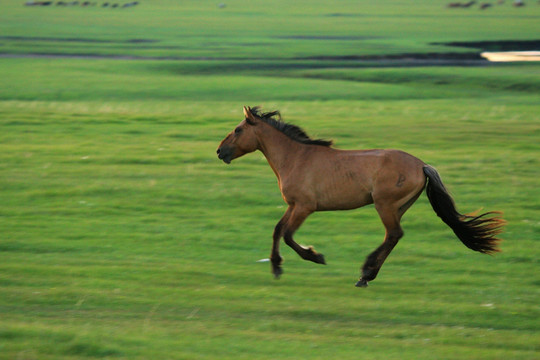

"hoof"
[307, 246, 326, 264]
[355, 279, 368, 288]
[272, 266, 283, 279]
[314, 253, 326, 265]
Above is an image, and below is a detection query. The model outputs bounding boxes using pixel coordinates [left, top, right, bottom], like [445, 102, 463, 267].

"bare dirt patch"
[481, 51, 540, 62]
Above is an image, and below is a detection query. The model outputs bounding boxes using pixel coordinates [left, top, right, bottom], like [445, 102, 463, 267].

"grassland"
[1, 0, 540, 359]
[2, 0, 540, 59]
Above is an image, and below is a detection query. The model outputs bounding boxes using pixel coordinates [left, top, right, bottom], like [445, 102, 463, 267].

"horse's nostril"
[217, 148, 221, 155]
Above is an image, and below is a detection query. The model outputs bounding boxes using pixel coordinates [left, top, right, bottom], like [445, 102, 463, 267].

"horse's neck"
[256, 127, 305, 178]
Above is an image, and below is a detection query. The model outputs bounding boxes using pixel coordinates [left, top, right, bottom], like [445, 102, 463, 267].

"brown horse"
[217, 106, 505, 287]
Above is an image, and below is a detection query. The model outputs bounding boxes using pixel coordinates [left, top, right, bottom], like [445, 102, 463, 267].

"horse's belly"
[315, 188, 373, 211]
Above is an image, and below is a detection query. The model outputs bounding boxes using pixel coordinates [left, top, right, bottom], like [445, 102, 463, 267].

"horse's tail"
[423, 165, 504, 254]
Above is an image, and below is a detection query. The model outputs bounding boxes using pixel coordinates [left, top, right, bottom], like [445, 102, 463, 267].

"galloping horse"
[217, 106, 504, 287]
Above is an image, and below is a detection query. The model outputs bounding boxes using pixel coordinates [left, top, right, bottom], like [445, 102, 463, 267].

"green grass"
[1, 0, 540, 359]
[1, 74, 539, 359]
[1, 0, 540, 58]
[2, 59, 540, 102]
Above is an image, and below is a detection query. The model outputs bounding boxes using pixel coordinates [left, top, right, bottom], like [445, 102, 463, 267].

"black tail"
[423, 165, 504, 254]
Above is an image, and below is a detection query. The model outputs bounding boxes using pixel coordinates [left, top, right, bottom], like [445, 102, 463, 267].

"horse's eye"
[234, 127, 243, 134]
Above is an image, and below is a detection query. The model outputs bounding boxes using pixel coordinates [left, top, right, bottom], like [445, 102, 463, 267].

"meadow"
[1, 1, 539, 359]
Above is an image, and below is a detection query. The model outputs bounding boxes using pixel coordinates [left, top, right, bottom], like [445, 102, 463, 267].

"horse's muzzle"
[216, 147, 232, 164]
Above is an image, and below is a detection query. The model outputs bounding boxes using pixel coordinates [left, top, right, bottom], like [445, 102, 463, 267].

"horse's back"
[292, 148, 419, 210]
[325, 148, 425, 209]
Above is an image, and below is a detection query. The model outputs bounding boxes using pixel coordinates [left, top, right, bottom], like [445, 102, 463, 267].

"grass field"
[1, 1, 540, 359]
[2, 0, 540, 58]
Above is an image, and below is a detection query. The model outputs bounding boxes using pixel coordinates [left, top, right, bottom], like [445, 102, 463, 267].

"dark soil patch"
[0, 36, 158, 44]
[0, 51, 491, 68]
[435, 40, 540, 52]
[276, 36, 380, 41]
[296, 52, 484, 61]
[294, 52, 488, 67]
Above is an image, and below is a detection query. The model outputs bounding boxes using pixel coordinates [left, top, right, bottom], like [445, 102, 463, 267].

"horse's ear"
[243, 106, 252, 118]
[243, 106, 256, 125]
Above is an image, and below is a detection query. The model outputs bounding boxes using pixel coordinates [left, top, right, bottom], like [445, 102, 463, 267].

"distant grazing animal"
[513, 0, 525, 6]
[217, 107, 505, 287]
[480, 2, 493, 8]
[122, 1, 139, 7]
[462, 0, 477, 6]
[447, 1, 477, 7]
[25, 1, 52, 5]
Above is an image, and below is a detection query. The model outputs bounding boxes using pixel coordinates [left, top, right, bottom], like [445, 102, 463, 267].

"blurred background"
[1, 1, 539, 359]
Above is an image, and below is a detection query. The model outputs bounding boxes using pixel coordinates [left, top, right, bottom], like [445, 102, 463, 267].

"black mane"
[250, 107, 333, 147]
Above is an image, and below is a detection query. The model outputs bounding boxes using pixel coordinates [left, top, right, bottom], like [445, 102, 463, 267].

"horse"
[216, 106, 505, 287]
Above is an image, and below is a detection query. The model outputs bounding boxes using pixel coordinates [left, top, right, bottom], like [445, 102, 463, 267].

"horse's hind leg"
[356, 175, 425, 287]
[356, 205, 403, 288]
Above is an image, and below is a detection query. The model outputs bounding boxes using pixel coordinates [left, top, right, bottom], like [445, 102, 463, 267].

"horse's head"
[217, 106, 260, 164]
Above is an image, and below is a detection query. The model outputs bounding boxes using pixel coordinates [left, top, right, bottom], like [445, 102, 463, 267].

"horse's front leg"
[282, 205, 326, 265]
[271, 207, 292, 278]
